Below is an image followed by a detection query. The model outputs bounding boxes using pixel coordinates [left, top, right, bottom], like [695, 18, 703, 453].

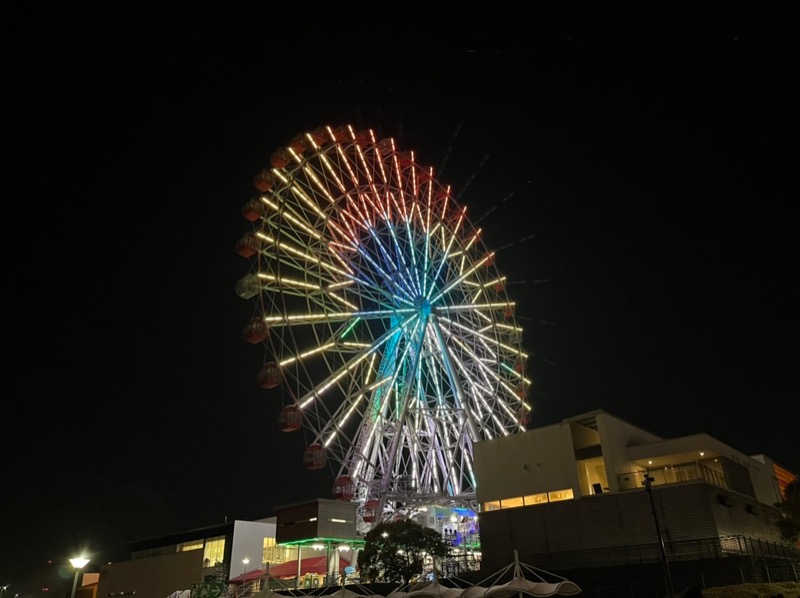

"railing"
[585, 562, 800, 598]
[516, 535, 800, 570]
[618, 461, 730, 492]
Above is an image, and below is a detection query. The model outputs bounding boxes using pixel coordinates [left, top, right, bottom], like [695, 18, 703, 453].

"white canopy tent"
[253, 551, 580, 598]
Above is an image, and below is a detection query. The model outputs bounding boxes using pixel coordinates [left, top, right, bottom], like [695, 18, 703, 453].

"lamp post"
[644, 476, 676, 598]
[1, 584, 9, 598]
[69, 557, 89, 598]
[242, 557, 250, 581]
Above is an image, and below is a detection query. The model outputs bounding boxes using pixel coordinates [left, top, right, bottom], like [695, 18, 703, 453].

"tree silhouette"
[357, 519, 450, 583]
[777, 479, 800, 543]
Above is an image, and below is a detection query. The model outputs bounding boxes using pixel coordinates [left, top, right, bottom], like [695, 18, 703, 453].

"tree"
[357, 519, 450, 584]
[777, 479, 800, 543]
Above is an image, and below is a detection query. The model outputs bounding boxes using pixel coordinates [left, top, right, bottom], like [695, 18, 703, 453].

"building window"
[547, 489, 575, 502]
[483, 489, 575, 512]
[501, 496, 524, 509]
[263, 536, 292, 565]
[204, 537, 226, 566]
[523, 493, 548, 506]
[179, 541, 203, 552]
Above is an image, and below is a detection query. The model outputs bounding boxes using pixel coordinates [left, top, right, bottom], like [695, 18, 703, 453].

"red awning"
[267, 555, 350, 578]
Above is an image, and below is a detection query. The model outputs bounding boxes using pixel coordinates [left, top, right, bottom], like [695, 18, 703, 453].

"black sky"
[3, 3, 796, 593]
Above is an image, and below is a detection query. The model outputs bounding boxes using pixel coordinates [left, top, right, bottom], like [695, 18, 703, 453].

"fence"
[517, 535, 799, 571]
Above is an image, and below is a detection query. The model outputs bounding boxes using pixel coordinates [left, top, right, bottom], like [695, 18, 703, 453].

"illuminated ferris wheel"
[235, 124, 531, 524]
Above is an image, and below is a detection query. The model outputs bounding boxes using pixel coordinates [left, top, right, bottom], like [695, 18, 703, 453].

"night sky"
[3, 4, 796, 594]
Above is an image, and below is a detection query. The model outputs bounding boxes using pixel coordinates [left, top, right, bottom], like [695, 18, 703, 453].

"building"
[473, 408, 798, 574]
[94, 501, 365, 598]
[92, 408, 798, 596]
[95, 517, 278, 598]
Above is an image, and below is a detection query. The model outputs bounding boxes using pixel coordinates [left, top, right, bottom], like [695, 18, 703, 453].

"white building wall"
[752, 453, 787, 506]
[739, 455, 780, 506]
[474, 422, 580, 505]
[232, 519, 277, 577]
[595, 411, 663, 491]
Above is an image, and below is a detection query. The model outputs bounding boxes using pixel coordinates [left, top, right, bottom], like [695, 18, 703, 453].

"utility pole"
[644, 475, 676, 598]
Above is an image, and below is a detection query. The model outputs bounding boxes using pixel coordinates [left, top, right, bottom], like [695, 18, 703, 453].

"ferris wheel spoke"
[427, 209, 468, 293]
[253, 185, 324, 242]
[310, 360, 390, 446]
[438, 310, 523, 356]
[437, 322, 529, 431]
[441, 326, 509, 391]
[253, 229, 352, 282]
[295, 315, 419, 412]
[400, 215, 426, 297]
[382, 221, 423, 297]
[259, 307, 416, 328]
[364, 219, 422, 298]
[429, 252, 495, 305]
[315, 373, 393, 449]
[251, 273, 361, 315]
[347, 242, 418, 307]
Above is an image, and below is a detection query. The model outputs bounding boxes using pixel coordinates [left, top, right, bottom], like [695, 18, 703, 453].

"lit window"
[523, 493, 548, 506]
[204, 537, 226, 566]
[483, 500, 501, 511]
[547, 489, 574, 502]
[501, 496, 524, 509]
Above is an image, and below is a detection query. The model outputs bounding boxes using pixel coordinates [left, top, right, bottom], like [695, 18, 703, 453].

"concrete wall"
[473, 422, 579, 505]
[477, 481, 786, 573]
[97, 548, 203, 598]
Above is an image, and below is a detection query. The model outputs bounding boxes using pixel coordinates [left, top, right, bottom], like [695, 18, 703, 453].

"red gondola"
[332, 475, 354, 500]
[301, 128, 326, 150]
[303, 444, 327, 470]
[278, 405, 302, 432]
[361, 499, 380, 523]
[331, 125, 351, 143]
[270, 148, 291, 169]
[242, 318, 269, 344]
[257, 362, 281, 389]
[241, 198, 267, 222]
[288, 135, 306, 154]
[253, 169, 275, 192]
[235, 233, 261, 258]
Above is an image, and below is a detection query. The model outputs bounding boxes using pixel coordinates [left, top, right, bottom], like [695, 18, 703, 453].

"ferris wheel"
[235, 124, 531, 524]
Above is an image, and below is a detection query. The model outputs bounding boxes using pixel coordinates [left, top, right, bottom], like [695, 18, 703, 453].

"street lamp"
[643, 476, 676, 598]
[0, 584, 9, 598]
[69, 557, 89, 598]
[242, 557, 250, 579]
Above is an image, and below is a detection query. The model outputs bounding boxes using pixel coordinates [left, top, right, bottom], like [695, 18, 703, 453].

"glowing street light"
[69, 557, 89, 598]
[1, 584, 9, 598]
[242, 557, 250, 579]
